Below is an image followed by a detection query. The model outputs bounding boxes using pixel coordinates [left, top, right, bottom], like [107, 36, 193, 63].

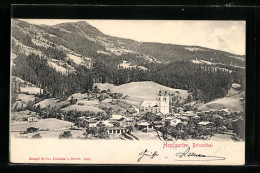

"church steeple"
[157, 90, 170, 114]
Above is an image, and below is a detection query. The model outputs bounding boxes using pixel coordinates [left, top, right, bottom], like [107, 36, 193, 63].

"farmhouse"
[137, 122, 153, 132]
[139, 91, 170, 114]
[27, 116, 38, 122]
[106, 127, 126, 138]
[165, 117, 182, 126]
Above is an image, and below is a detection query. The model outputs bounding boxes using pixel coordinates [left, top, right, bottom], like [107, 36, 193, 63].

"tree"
[97, 126, 109, 139]
[26, 100, 34, 111]
[126, 126, 134, 134]
[165, 121, 171, 127]
[159, 126, 168, 139]
[69, 96, 77, 105]
[35, 105, 41, 114]
[143, 112, 156, 122]
[85, 127, 98, 137]
[232, 119, 245, 141]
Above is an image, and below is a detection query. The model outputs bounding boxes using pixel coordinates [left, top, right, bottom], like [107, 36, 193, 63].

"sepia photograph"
[10, 19, 246, 165]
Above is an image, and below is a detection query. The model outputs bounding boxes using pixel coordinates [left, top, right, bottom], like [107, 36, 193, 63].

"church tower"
[157, 91, 170, 114]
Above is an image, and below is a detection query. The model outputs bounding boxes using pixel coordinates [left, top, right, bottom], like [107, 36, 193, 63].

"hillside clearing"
[17, 94, 36, 103]
[199, 97, 244, 112]
[35, 98, 69, 108]
[110, 81, 188, 100]
[62, 105, 105, 114]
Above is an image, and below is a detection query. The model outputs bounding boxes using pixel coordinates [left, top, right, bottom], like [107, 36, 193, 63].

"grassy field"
[111, 81, 188, 100]
[11, 129, 86, 139]
[10, 118, 74, 132]
[62, 105, 105, 114]
[199, 87, 244, 112]
[35, 98, 69, 108]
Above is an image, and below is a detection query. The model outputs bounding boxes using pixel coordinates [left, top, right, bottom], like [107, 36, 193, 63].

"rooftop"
[140, 100, 159, 107]
[197, 121, 212, 125]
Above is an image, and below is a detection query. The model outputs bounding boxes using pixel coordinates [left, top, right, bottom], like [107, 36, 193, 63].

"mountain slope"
[11, 19, 245, 103]
[12, 19, 245, 70]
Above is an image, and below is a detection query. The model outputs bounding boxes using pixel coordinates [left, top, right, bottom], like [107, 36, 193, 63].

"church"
[139, 91, 170, 115]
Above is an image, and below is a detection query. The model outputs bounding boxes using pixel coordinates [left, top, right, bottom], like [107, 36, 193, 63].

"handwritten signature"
[137, 149, 159, 162]
[175, 147, 226, 161]
[137, 148, 225, 162]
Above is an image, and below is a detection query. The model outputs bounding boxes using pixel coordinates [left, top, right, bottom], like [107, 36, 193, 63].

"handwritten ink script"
[137, 147, 225, 162]
[137, 149, 159, 162]
[175, 147, 226, 161]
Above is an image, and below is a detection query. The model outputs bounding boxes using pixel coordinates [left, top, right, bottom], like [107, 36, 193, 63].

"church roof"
[140, 100, 159, 107]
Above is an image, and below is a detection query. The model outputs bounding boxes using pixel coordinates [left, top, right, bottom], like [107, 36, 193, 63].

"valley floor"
[10, 118, 234, 142]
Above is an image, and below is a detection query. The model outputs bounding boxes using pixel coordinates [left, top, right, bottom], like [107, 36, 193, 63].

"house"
[177, 107, 184, 113]
[109, 114, 125, 121]
[153, 121, 164, 129]
[102, 120, 114, 127]
[220, 108, 231, 115]
[165, 117, 182, 126]
[212, 114, 223, 119]
[197, 121, 212, 126]
[106, 127, 126, 138]
[109, 115, 127, 127]
[137, 122, 153, 132]
[128, 105, 139, 114]
[57, 114, 65, 120]
[85, 117, 97, 123]
[27, 116, 38, 122]
[174, 113, 181, 118]
[100, 90, 108, 100]
[77, 116, 89, 127]
[197, 121, 213, 129]
[125, 118, 135, 126]
[178, 121, 188, 126]
[88, 122, 99, 127]
[125, 106, 139, 120]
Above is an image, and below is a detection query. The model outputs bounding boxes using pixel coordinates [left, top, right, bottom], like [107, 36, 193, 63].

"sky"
[19, 19, 245, 55]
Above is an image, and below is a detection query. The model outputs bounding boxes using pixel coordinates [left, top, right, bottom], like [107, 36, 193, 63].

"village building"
[153, 121, 164, 129]
[76, 116, 89, 127]
[106, 127, 126, 138]
[125, 118, 135, 126]
[197, 121, 213, 129]
[88, 121, 99, 127]
[27, 116, 38, 122]
[165, 117, 182, 126]
[137, 122, 153, 132]
[57, 114, 64, 120]
[100, 90, 108, 100]
[219, 108, 231, 115]
[85, 117, 97, 123]
[128, 105, 139, 114]
[102, 120, 114, 127]
[108, 114, 128, 127]
[139, 91, 170, 115]
[174, 113, 181, 118]
[177, 107, 184, 113]
[124, 105, 140, 120]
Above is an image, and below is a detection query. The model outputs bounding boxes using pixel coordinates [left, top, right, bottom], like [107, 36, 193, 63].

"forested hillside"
[11, 19, 245, 103]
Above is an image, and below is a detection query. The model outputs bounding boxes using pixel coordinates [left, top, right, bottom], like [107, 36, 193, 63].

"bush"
[59, 131, 72, 139]
[32, 133, 42, 139]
